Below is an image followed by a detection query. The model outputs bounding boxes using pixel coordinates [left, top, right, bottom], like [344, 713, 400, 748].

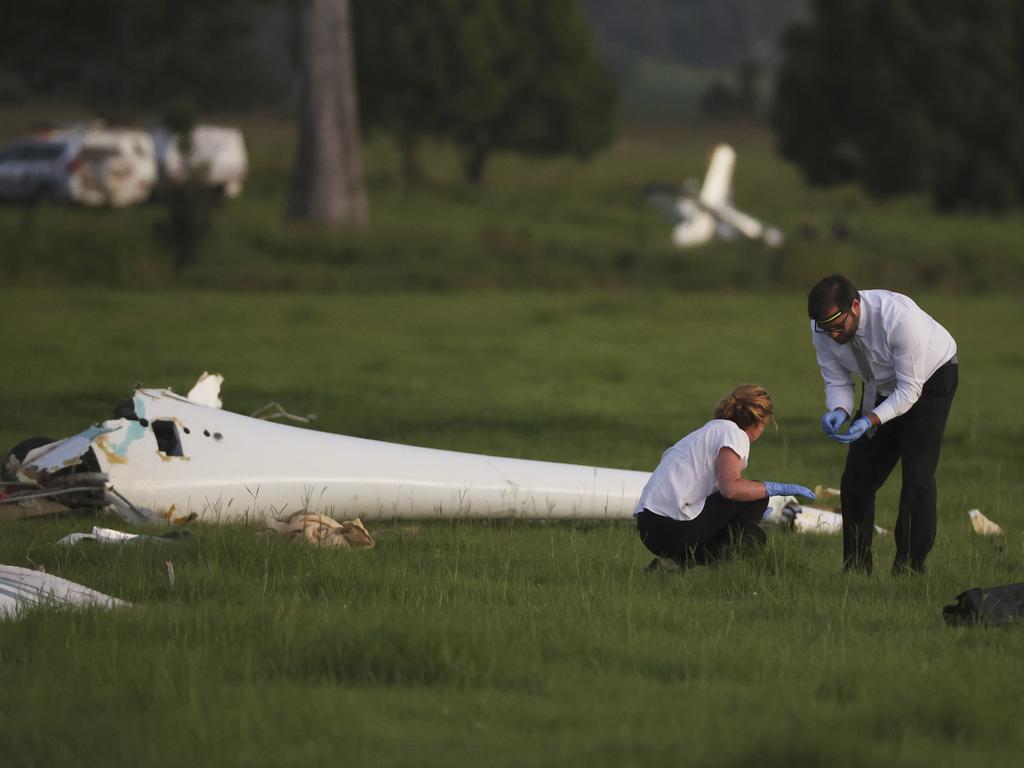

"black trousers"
[841, 361, 958, 574]
[636, 493, 768, 566]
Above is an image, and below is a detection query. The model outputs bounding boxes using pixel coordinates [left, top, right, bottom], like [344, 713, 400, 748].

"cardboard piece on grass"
[0, 564, 131, 620]
[266, 511, 375, 549]
[943, 583, 1024, 627]
[0, 495, 71, 521]
[967, 509, 1004, 536]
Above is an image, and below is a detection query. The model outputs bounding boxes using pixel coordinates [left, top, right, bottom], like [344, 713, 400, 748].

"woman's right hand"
[763, 482, 816, 500]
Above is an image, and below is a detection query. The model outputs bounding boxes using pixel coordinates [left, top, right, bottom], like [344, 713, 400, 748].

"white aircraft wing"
[14, 387, 651, 523]
[706, 202, 785, 247]
[706, 202, 766, 239]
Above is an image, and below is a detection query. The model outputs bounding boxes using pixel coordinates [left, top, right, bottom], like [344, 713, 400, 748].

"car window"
[81, 147, 120, 161]
[22, 144, 65, 160]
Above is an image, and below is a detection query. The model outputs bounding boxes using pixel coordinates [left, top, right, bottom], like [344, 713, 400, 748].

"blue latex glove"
[832, 416, 871, 444]
[763, 482, 816, 500]
[821, 408, 847, 436]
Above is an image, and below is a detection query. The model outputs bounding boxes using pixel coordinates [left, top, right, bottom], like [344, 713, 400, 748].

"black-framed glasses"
[814, 310, 849, 334]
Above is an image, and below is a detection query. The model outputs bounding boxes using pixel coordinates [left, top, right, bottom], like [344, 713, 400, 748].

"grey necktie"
[850, 336, 877, 416]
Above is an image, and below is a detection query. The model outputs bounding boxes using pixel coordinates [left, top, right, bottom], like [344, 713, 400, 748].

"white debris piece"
[186, 371, 224, 408]
[0, 565, 130, 620]
[762, 497, 887, 535]
[792, 505, 845, 534]
[56, 526, 177, 546]
[968, 508, 1004, 536]
[762, 495, 799, 526]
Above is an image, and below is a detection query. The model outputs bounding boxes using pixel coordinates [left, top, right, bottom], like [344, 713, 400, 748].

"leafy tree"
[353, 0, 618, 185]
[0, 0, 270, 121]
[772, 0, 1024, 211]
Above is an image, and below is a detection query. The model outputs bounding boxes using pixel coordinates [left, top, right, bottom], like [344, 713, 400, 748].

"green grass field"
[2, 290, 1023, 767]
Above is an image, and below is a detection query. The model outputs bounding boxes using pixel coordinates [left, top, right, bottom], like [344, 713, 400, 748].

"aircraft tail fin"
[699, 144, 735, 207]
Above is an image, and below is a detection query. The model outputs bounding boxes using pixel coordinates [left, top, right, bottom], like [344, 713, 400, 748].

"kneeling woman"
[635, 384, 814, 570]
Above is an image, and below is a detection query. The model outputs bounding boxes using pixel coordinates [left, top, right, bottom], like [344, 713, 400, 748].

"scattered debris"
[0, 490, 72, 521]
[762, 492, 887, 535]
[944, 582, 1024, 627]
[968, 509, 1004, 536]
[265, 512, 375, 549]
[0, 564, 130, 620]
[250, 402, 317, 424]
[186, 371, 224, 408]
[56, 526, 189, 546]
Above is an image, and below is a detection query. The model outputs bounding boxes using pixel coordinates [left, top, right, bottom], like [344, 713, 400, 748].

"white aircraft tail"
[699, 144, 735, 206]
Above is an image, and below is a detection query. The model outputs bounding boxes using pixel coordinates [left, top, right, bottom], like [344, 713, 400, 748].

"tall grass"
[1, 289, 1022, 766]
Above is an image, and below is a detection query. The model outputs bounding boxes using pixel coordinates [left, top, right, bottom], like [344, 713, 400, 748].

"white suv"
[0, 136, 70, 203]
[0, 126, 158, 207]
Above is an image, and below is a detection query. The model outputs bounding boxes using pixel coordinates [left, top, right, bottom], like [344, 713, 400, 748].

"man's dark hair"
[807, 274, 859, 320]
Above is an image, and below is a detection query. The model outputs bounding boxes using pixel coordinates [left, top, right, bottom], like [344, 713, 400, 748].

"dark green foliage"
[582, 0, 808, 69]
[772, 0, 1024, 212]
[700, 58, 761, 119]
[353, 0, 618, 184]
[0, 0, 271, 120]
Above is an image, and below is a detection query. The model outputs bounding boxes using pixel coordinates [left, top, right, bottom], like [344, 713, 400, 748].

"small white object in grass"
[968, 509, 1004, 536]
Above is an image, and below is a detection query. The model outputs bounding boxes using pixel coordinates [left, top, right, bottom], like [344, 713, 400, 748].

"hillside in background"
[581, 0, 808, 119]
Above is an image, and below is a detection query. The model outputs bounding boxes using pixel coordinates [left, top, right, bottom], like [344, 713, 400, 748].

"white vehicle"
[150, 125, 248, 198]
[0, 126, 157, 207]
[646, 144, 784, 249]
[67, 128, 158, 207]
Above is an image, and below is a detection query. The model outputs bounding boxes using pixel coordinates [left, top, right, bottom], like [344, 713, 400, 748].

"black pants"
[841, 361, 958, 574]
[636, 493, 768, 566]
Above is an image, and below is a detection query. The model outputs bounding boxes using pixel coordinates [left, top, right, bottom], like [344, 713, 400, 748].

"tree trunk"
[287, 0, 368, 227]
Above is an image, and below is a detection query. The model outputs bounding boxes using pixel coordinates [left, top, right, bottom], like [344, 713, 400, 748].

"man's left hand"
[832, 416, 871, 444]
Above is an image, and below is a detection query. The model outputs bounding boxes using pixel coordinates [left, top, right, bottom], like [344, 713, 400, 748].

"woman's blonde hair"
[714, 384, 774, 430]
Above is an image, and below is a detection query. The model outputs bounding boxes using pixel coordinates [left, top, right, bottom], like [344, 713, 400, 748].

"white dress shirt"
[810, 289, 957, 425]
[634, 419, 749, 521]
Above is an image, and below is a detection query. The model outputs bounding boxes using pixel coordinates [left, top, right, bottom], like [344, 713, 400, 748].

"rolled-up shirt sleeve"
[872, 312, 929, 424]
[812, 330, 855, 415]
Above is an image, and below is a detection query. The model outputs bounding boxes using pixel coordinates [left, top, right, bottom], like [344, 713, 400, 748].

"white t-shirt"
[634, 419, 750, 521]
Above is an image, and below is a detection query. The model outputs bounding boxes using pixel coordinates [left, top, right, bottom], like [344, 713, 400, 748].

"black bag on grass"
[943, 582, 1024, 627]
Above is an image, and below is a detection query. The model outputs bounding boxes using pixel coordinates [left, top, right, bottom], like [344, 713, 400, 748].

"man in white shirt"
[807, 274, 958, 575]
